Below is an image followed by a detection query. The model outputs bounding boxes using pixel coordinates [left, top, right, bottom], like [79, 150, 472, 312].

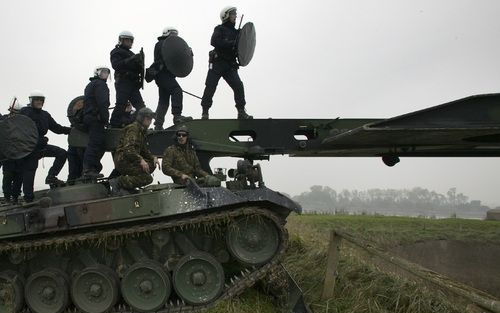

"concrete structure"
[486, 208, 500, 221]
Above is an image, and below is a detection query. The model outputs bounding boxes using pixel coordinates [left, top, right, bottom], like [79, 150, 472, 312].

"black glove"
[37, 136, 49, 148]
[145, 67, 155, 83]
[124, 55, 134, 64]
[63, 126, 72, 135]
[125, 54, 141, 65]
[135, 53, 144, 64]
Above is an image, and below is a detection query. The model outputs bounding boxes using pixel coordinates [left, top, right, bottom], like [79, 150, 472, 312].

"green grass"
[289, 214, 500, 247]
[206, 214, 500, 313]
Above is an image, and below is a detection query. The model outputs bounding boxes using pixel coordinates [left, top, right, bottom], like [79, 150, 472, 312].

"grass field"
[207, 214, 500, 313]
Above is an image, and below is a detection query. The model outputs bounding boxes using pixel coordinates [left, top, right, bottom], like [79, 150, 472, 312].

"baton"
[9, 97, 18, 111]
[182, 90, 203, 100]
[238, 14, 244, 29]
[107, 90, 204, 110]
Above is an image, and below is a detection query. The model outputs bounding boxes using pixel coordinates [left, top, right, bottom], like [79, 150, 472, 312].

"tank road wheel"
[226, 215, 280, 266]
[173, 252, 224, 305]
[121, 260, 171, 312]
[25, 268, 69, 313]
[0, 270, 24, 313]
[71, 265, 119, 313]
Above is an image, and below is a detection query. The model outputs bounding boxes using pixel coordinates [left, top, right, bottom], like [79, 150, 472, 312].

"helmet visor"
[120, 36, 134, 42]
[97, 68, 110, 79]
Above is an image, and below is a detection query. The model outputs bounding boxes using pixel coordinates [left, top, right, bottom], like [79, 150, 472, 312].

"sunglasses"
[177, 133, 187, 138]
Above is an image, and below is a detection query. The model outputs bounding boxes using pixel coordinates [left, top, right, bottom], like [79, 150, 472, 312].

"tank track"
[0, 206, 289, 313]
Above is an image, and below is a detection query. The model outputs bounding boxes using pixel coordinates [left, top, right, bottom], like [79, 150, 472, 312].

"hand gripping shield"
[161, 36, 194, 78]
[237, 22, 256, 67]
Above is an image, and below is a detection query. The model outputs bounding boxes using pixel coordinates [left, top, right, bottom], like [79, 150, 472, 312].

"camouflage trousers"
[115, 159, 153, 190]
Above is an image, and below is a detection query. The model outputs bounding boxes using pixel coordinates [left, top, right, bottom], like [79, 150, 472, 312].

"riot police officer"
[82, 66, 111, 178]
[151, 27, 192, 130]
[2, 99, 24, 204]
[109, 30, 145, 128]
[20, 90, 71, 202]
[200, 6, 252, 120]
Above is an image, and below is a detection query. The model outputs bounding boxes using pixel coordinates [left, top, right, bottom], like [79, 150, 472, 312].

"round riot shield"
[0, 114, 38, 160]
[161, 36, 194, 78]
[237, 22, 256, 67]
[67, 95, 85, 126]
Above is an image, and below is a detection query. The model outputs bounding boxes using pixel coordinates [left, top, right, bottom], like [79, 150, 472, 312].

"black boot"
[45, 175, 65, 187]
[173, 115, 193, 125]
[2, 196, 11, 205]
[82, 170, 104, 179]
[237, 108, 253, 119]
[201, 108, 209, 120]
[109, 178, 130, 196]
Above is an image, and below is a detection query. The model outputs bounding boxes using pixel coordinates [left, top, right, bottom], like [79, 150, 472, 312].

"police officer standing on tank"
[20, 90, 71, 202]
[151, 27, 192, 130]
[109, 31, 145, 128]
[200, 6, 252, 120]
[2, 99, 24, 204]
[82, 66, 111, 178]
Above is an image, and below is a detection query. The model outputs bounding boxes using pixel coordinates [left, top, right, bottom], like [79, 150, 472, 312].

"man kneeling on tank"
[109, 108, 160, 195]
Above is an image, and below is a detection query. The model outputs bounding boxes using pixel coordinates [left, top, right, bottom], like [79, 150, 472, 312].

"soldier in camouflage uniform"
[162, 125, 209, 184]
[109, 108, 159, 194]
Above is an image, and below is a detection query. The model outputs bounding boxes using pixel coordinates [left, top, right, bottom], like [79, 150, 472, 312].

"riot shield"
[161, 35, 194, 78]
[139, 47, 145, 89]
[0, 114, 38, 160]
[67, 95, 85, 127]
[237, 22, 256, 67]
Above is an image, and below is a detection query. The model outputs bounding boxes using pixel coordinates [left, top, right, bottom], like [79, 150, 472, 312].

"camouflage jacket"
[162, 143, 208, 183]
[114, 121, 154, 165]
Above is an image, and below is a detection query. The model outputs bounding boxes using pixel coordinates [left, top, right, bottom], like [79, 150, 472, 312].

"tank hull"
[0, 183, 300, 312]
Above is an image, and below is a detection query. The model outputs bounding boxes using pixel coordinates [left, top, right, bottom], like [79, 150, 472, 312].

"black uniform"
[82, 77, 110, 174]
[67, 146, 84, 182]
[110, 44, 145, 128]
[152, 37, 183, 128]
[200, 21, 246, 113]
[2, 159, 23, 203]
[20, 106, 71, 202]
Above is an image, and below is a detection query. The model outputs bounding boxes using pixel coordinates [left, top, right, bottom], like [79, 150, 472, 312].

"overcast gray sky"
[1, 0, 500, 206]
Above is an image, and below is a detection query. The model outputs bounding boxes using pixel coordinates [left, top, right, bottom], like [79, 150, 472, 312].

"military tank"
[0, 157, 299, 313]
[3, 92, 500, 313]
[0, 96, 318, 313]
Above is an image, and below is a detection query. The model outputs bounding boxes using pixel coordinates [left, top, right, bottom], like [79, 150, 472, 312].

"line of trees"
[292, 186, 489, 218]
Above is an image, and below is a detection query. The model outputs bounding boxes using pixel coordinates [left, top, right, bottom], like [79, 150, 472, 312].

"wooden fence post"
[321, 230, 342, 300]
